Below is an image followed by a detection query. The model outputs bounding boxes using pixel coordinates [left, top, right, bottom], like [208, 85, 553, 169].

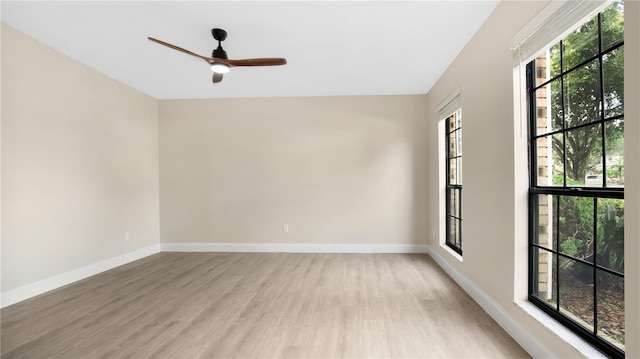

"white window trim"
[437, 92, 462, 121]
[437, 90, 463, 261]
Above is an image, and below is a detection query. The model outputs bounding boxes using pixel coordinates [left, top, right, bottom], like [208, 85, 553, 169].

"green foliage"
[546, 1, 624, 182]
[597, 199, 624, 273]
[545, 2, 625, 276]
[552, 173, 581, 186]
[556, 196, 624, 274]
[558, 196, 593, 267]
[607, 156, 624, 181]
[560, 237, 583, 257]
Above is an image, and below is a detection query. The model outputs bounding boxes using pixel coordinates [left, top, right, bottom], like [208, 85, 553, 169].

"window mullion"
[594, 13, 604, 336]
[555, 195, 560, 311]
[593, 197, 598, 335]
[559, 40, 567, 188]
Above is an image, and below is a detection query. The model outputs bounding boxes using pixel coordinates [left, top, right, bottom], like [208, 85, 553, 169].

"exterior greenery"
[552, 176, 624, 275]
[548, 2, 624, 183]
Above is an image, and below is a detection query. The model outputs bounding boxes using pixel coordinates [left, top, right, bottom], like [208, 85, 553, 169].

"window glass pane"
[601, 0, 625, 51]
[549, 43, 562, 79]
[449, 129, 461, 158]
[596, 198, 624, 273]
[449, 188, 460, 219]
[535, 83, 563, 136]
[565, 124, 602, 186]
[550, 79, 564, 130]
[448, 158, 458, 185]
[603, 47, 624, 118]
[538, 133, 565, 186]
[535, 194, 556, 250]
[533, 248, 557, 308]
[455, 219, 462, 249]
[562, 16, 599, 71]
[535, 135, 554, 186]
[535, 55, 549, 84]
[605, 120, 624, 187]
[448, 115, 457, 131]
[448, 217, 458, 244]
[558, 196, 594, 263]
[559, 257, 594, 331]
[564, 60, 601, 129]
[596, 270, 625, 350]
[448, 189, 454, 216]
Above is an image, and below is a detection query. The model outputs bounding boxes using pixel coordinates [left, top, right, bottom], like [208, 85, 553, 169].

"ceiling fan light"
[210, 62, 230, 74]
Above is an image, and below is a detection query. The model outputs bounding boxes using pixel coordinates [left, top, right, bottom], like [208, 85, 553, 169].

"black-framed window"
[527, 2, 624, 358]
[445, 109, 462, 255]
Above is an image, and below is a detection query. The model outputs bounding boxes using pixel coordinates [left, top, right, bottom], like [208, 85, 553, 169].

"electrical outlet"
[283, 224, 289, 233]
[124, 232, 130, 241]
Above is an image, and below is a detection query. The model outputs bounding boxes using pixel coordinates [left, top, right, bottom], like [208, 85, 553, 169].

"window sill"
[514, 300, 607, 358]
[440, 243, 463, 262]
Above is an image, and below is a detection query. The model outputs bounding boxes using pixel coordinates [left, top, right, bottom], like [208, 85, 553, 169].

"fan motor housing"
[212, 28, 227, 41]
[213, 47, 228, 59]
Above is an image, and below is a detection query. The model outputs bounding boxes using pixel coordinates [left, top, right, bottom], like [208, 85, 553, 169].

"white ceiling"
[1, 1, 499, 100]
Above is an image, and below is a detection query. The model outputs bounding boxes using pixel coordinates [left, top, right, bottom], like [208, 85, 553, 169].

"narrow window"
[527, 2, 624, 358]
[445, 109, 463, 255]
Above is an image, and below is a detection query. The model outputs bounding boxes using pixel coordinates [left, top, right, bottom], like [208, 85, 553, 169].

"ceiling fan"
[148, 28, 287, 83]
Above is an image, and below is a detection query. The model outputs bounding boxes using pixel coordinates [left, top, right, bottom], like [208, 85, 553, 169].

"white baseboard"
[1, 244, 161, 308]
[161, 242, 428, 254]
[426, 245, 555, 359]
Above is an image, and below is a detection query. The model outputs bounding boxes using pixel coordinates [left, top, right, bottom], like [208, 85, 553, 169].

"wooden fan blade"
[213, 72, 223, 83]
[148, 37, 214, 63]
[216, 58, 287, 67]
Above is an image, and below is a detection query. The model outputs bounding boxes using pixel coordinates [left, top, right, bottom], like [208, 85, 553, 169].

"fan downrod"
[212, 28, 227, 42]
[211, 28, 228, 59]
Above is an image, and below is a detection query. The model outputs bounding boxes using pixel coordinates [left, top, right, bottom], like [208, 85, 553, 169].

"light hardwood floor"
[1, 253, 529, 358]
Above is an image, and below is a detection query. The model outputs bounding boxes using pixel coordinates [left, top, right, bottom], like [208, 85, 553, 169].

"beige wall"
[426, 1, 640, 358]
[1, 24, 160, 292]
[159, 96, 428, 246]
[623, 1, 640, 356]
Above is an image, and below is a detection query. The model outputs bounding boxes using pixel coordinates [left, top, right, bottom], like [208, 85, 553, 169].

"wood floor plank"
[1, 253, 529, 358]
